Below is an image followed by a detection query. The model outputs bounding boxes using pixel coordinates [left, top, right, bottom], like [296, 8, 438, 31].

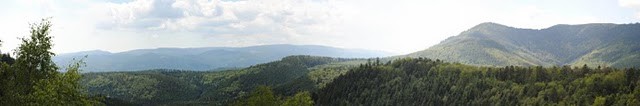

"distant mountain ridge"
[407, 22, 640, 68]
[54, 44, 393, 72]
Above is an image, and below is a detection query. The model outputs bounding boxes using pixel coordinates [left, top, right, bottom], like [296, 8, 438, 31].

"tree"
[0, 40, 10, 100]
[233, 86, 314, 106]
[592, 96, 606, 106]
[28, 58, 102, 105]
[0, 40, 15, 64]
[246, 86, 280, 106]
[282, 91, 313, 106]
[12, 18, 59, 96]
[1, 54, 15, 64]
[0, 18, 101, 105]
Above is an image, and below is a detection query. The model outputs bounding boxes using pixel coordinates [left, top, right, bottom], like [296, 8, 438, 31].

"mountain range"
[78, 22, 640, 105]
[57, 22, 640, 72]
[407, 22, 640, 68]
[54, 44, 392, 72]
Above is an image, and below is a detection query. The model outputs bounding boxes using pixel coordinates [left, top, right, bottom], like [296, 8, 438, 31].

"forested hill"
[80, 55, 360, 105]
[81, 55, 640, 105]
[315, 58, 640, 105]
[55, 44, 392, 72]
[407, 22, 640, 68]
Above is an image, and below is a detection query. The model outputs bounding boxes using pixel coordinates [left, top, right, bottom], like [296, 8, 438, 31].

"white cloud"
[620, 0, 640, 19]
[0, 0, 635, 54]
[81, 0, 619, 54]
[102, 0, 338, 38]
[620, 0, 640, 7]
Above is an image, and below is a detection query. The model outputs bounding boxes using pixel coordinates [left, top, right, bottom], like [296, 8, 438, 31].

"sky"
[0, 0, 638, 55]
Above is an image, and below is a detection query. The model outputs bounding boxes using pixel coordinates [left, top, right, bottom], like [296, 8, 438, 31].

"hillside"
[407, 22, 640, 68]
[314, 58, 640, 105]
[80, 55, 640, 105]
[56, 44, 392, 72]
[80, 55, 358, 105]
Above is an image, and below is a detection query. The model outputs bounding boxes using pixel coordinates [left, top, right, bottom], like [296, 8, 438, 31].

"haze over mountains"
[407, 22, 640, 68]
[54, 44, 393, 72]
[55, 22, 640, 72]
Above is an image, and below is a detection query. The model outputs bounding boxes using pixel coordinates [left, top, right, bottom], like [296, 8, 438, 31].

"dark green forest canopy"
[80, 55, 356, 105]
[230, 85, 314, 106]
[84, 56, 640, 106]
[316, 57, 640, 105]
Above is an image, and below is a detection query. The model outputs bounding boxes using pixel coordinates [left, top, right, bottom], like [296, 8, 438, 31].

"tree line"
[314, 58, 640, 105]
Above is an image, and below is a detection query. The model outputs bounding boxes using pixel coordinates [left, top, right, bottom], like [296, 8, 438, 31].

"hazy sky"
[0, 0, 638, 54]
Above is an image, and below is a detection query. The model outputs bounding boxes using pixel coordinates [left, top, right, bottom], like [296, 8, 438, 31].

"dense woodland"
[315, 58, 640, 105]
[80, 55, 354, 105]
[229, 86, 314, 106]
[87, 56, 640, 106]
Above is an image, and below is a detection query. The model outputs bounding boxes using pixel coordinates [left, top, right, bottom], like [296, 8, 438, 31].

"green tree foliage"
[246, 86, 280, 106]
[232, 86, 313, 106]
[282, 91, 313, 106]
[80, 55, 348, 105]
[82, 69, 201, 105]
[593, 96, 606, 106]
[28, 59, 101, 105]
[0, 54, 15, 64]
[14, 19, 58, 86]
[316, 58, 640, 105]
[0, 40, 14, 102]
[0, 40, 15, 64]
[0, 18, 101, 105]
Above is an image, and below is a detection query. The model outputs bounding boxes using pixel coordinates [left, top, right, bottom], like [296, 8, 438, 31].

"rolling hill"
[54, 44, 392, 72]
[315, 58, 640, 105]
[407, 22, 640, 68]
[81, 55, 358, 105]
[77, 22, 640, 105]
